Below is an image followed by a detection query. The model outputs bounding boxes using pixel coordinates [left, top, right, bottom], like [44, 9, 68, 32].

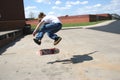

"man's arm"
[32, 21, 45, 36]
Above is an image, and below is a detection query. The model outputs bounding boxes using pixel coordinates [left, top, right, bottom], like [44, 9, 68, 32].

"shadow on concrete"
[0, 35, 25, 55]
[87, 20, 120, 34]
[47, 51, 98, 64]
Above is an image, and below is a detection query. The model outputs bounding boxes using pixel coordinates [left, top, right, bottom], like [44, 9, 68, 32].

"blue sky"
[23, 0, 120, 18]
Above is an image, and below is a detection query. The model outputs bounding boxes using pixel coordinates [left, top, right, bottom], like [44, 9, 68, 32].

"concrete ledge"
[0, 29, 23, 47]
[62, 26, 83, 30]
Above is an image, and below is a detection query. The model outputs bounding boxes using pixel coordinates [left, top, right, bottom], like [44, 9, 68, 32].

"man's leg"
[46, 23, 62, 45]
[33, 25, 45, 45]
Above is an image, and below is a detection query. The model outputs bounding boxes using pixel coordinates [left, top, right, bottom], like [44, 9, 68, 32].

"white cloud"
[25, 6, 39, 18]
[76, 0, 120, 15]
[80, 1, 88, 4]
[35, 0, 51, 4]
[86, 4, 101, 9]
[66, 0, 88, 5]
[102, 0, 120, 14]
[111, 0, 120, 5]
[52, 4, 71, 10]
[25, 6, 36, 11]
[76, 8, 97, 15]
[48, 11, 55, 15]
[55, 0, 61, 5]
[47, 11, 61, 16]
[66, 1, 80, 5]
[52, 0, 88, 13]
[35, 0, 44, 3]
[75, 3, 103, 15]
[94, 4, 101, 8]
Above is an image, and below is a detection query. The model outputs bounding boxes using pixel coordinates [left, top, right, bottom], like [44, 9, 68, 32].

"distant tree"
[29, 12, 35, 19]
[65, 15, 69, 17]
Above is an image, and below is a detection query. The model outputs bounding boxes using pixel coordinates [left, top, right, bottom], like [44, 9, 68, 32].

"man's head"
[38, 12, 46, 22]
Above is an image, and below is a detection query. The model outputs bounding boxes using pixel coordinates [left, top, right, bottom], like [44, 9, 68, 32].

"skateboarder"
[32, 12, 62, 45]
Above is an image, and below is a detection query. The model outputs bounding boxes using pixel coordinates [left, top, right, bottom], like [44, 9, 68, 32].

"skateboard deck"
[37, 48, 60, 55]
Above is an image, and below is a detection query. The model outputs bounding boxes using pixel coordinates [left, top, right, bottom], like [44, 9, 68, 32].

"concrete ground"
[0, 20, 120, 80]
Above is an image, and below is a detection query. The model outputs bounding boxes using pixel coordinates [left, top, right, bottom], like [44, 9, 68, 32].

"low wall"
[59, 15, 90, 24]
[0, 29, 23, 48]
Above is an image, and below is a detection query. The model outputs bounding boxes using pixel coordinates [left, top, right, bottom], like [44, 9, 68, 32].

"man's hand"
[32, 21, 45, 37]
[32, 31, 36, 36]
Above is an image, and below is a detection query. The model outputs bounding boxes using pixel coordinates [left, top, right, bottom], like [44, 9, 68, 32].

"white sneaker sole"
[54, 37, 62, 45]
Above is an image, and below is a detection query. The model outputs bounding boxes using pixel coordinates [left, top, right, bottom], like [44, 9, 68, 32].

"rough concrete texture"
[0, 20, 120, 80]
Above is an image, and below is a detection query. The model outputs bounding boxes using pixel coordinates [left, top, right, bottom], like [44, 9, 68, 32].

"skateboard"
[37, 48, 60, 55]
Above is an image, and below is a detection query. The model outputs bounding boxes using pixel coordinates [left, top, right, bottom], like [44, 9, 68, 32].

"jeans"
[36, 23, 62, 40]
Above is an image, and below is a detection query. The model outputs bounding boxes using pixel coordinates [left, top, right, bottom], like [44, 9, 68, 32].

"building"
[0, 0, 25, 48]
[26, 13, 112, 26]
[0, 0, 25, 31]
[58, 13, 112, 24]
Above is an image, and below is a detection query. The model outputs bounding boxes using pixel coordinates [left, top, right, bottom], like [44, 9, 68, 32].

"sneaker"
[33, 38, 41, 45]
[54, 37, 62, 45]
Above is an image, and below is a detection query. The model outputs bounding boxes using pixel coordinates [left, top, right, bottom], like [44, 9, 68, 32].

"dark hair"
[38, 12, 46, 18]
[38, 12, 46, 22]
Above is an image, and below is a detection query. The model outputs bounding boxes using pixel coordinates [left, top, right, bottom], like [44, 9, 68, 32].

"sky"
[23, 0, 120, 18]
